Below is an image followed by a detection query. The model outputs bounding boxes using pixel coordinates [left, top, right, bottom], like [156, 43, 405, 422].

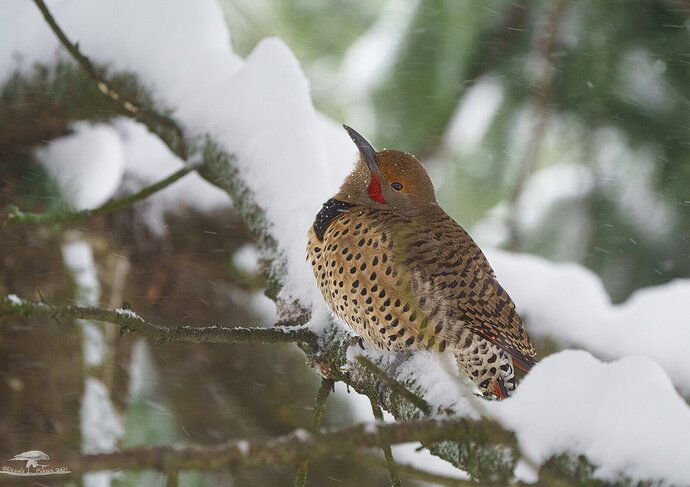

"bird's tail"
[454, 343, 516, 400]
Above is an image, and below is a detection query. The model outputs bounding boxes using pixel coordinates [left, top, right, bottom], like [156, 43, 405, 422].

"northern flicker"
[307, 126, 536, 399]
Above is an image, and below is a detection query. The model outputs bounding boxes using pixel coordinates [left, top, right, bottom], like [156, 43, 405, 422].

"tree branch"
[369, 396, 401, 487]
[506, 0, 570, 247]
[0, 295, 315, 345]
[355, 355, 431, 415]
[45, 417, 503, 479]
[31, 0, 188, 159]
[294, 377, 334, 487]
[353, 453, 476, 487]
[5, 164, 195, 226]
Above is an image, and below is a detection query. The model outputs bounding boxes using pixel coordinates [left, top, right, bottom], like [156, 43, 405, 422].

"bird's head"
[336, 125, 437, 216]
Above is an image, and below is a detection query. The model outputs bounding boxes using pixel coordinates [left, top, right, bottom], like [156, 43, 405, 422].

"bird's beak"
[343, 125, 378, 173]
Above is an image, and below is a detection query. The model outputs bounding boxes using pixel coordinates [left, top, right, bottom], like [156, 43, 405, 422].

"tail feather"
[492, 379, 508, 400]
[511, 353, 537, 373]
[454, 338, 517, 400]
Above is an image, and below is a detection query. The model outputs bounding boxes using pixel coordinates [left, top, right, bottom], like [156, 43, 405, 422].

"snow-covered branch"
[49, 417, 513, 481]
[31, 0, 188, 159]
[0, 295, 314, 345]
[355, 355, 431, 415]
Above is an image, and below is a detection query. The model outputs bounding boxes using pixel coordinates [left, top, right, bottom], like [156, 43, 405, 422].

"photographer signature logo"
[1, 450, 70, 476]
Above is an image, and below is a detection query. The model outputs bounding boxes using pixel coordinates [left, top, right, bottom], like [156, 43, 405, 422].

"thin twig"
[295, 377, 335, 486]
[354, 453, 476, 487]
[0, 295, 315, 345]
[165, 470, 179, 487]
[506, 0, 570, 247]
[355, 355, 431, 414]
[32, 0, 188, 159]
[5, 165, 195, 226]
[369, 397, 401, 487]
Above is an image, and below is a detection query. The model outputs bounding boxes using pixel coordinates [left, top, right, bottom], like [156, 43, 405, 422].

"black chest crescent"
[312, 198, 356, 241]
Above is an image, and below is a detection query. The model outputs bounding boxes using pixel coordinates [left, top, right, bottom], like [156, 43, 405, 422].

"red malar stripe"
[368, 174, 386, 204]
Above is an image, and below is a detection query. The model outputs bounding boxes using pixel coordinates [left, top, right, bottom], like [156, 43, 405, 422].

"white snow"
[81, 377, 124, 453]
[114, 308, 142, 320]
[7, 294, 23, 305]
[617, 48, 672, 114]
[489, 351, 690, 485]
[293, 428, 313, 442]
[514, 163, 593, 233]
[444, 76, 505, 154]
[338, 0, 419, 134]
[37, 122, 125, 210]
[488, 249, 690, 396]
[81, 377, 125, 487]
[3, 0, 234, 231]
[248, 292, 278, 323]
[232, 244, 259, 274]
[513, 457, 539, 484]
[225, 288, 278, 325]
[113, 118, 231, 234]
[392, 443, 470, 481]
[592, 127, 674, 243]
[128, 339, 158, 399]
[31, 117, 231, 233]
[2, 0, 354, 309]
[332, 381, 469, 480]
[62, 238, 106, 368]
[62, 239, 100, 306]
[395, 351, 481, 418]
[0, 0, 242, 96]
[63, 237, 124, 487]
[235, 440, 249, 456]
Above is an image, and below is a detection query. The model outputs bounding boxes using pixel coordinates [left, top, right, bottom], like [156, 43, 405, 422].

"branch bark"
[355, 355, 431, 415]
[32, 0, 188, 159]
[353, 453, 477, 486]
[369, 396, 402, 487]
[0, 295, 314, 345]
[294, 377, 334, 486]
[5, 164, 195, 226]
[45, 417, 505, 479]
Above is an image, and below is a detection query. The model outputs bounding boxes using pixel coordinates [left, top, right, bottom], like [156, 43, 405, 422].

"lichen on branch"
[0, 295, 314, 345]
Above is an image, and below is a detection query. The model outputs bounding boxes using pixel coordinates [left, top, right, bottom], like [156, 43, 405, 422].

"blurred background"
[1, 0, 688, 485]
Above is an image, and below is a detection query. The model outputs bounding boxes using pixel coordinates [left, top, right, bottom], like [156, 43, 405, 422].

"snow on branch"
[0, 295, 314, 345]
[355, 355, 431, 415]
[48, 417, 499, 482]
[31, 0, 188, 159]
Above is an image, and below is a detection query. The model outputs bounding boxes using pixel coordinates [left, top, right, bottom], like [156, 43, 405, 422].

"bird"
[306, 125, 536, 399]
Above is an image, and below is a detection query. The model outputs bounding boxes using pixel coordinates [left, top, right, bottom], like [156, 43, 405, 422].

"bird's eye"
[391, 182, 404, 191]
